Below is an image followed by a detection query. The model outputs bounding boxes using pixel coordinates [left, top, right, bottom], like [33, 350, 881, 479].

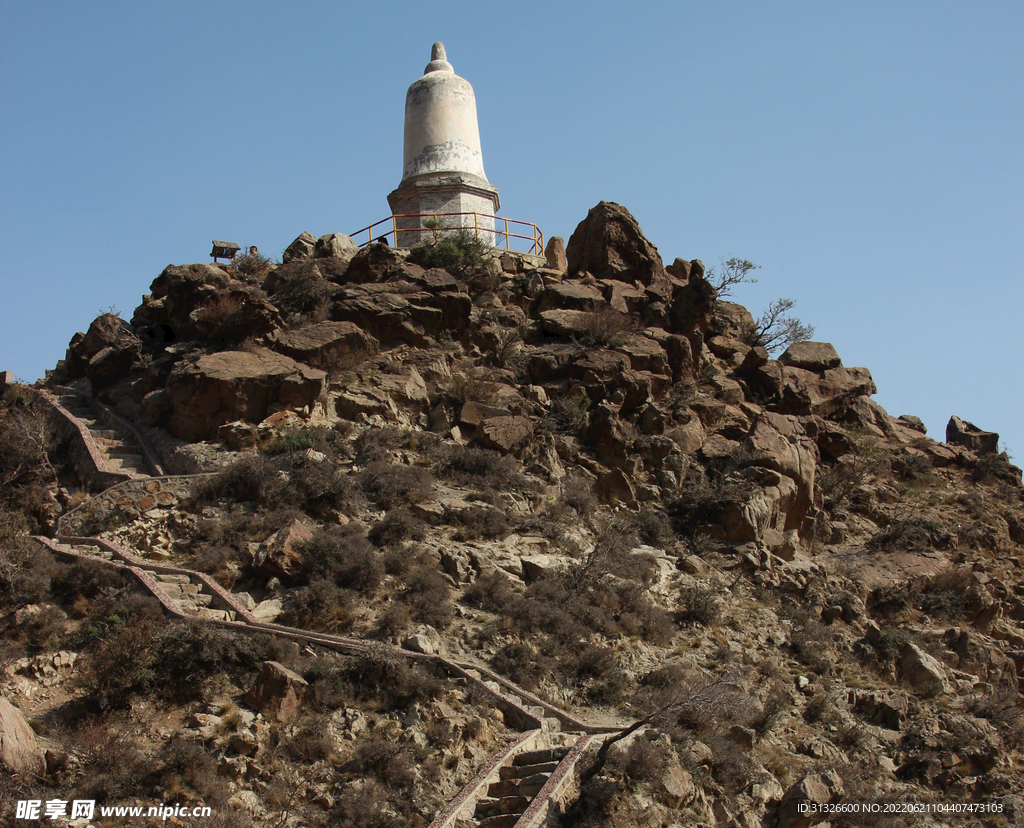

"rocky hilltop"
[1, 202, 1022, 827]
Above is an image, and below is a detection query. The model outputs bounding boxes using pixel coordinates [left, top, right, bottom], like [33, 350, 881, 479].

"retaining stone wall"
[57, 474, 211, 535]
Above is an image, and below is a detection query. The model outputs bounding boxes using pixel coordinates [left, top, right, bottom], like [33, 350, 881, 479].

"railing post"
[505, 218, 510, 250]
[473, 211, 478, 241]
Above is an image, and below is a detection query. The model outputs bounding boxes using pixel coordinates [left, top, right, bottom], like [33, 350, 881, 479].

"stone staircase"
[471, 746, 571, 826]
[54, 389, 151, 477]
[149, 572, 238, 622]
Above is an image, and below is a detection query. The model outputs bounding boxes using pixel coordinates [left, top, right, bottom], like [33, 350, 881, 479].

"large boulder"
[282, 231, 317, 263]
[269, 321, 379, 371]
[314, 232, 358, 261]
[245, 662, 307, 722]
[66, 313, 143, 388]
[0, 696, 45, 776]
[898, 642, 950, 696]
[166, 348, 325, 441]
[775, 769, 844, 828]
[946, 416, 999, 455]
[566, 201, 667, 286]
[779, 365, 877, 417]
[779, 341, 842, 372]
[253, 519, 313, 579]
[342, 243, 408, 284]
[741, 412, 818, 533]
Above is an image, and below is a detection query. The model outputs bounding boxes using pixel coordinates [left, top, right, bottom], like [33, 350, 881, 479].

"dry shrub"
[463, 570, 516, 612]
[368, 509, 427, 547]
[451, 505, 511, 541]
[283, 579, 356, 632]
[675, 584, 721, 626]
[492, 641, 550, 690]
[300, 524, 381, 594]
[576, 308, 636, 347]
[190, 455, 289, 509]
[306, 651, 443, 713]
[560, 475, 598, 517]
[69, 717, 154, 805]
[353, 425, 409, 464]
[402, 558, 454, 629]
[294, 463, 363, 515]
[432, 443, 520, 488]
[357, 461, 434, 508]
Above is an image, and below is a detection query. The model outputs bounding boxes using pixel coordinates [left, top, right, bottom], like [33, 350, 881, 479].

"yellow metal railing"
[350, 212, 544, 256]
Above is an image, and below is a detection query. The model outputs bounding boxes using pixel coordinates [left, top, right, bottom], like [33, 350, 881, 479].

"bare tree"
[748, 298, 815, 354]
[707, 257, 759, 299]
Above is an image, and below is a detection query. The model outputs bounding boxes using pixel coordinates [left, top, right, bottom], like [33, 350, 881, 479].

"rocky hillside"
[1, 201, 1022, 827]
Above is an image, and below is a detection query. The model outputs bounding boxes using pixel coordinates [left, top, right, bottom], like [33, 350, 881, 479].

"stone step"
[499, 761, 558, 780]
[476, 816, 520, 828]
[154, 573, 191, 584]
[512, 747, 568, 766]
[487, 774, 548, 800]
[474, 794, 530, 818]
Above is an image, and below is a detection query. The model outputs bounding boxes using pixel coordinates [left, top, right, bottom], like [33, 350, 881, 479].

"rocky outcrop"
[253, 519, 313, 579]
[245, 661, 308, 722]
[0, 696, 45, 776]
[566, 201, 667, 287]
[774, 769, 844, 828]
[282, 231, 317, 263]
[66, 313, 143, 390]
[946, 416, 999, 455]
[314, 232, 358, 261]
[268, 320, 379, 371]
[166, 349, 325, 441]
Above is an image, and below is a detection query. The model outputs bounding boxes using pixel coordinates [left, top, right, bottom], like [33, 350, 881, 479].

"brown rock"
[946, 416, 999, 455]
[544, 235, 568, 271]
[595, 467, 638, 508]
[245, 661, 308, 722]
[898, 642, 950, 696]
[775, 769, 844, 828]
[167, 348, 325, 441]
[341, 242, 408, 284]
[0, 696, 45, 776]
[314, 232, 358, 261]
[66, 313, 142, 388]
[254, 519, 313, 579]
[282, 231, 317, 263]
[270, 321, 378, 371]
[566, 201, 667, 286]
[779, 341, 842, 372]
[475, 416, 533, 454]
[535, 282, 606, 313]
[780, 365, 877, 417]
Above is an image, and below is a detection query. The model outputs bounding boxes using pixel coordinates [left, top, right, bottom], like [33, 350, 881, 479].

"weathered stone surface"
[166, 348, 325, 441]
[535, 282, 606, 313]
[780, 365, 876, 417]
[668, 273, 716, 334]
[539, 309, 594, 338]
[0, 696, 45, 776]
[66, 313, 143, 387]
[898, 642, 950, 696]
[946, 416, 999, 455]
[475, 416, 533, 454]
[282, 231, 317, 263]
[566, 201, 667, 286]
[615, 335, 670, 375]
[775, 769, 844, 828]
[269, 321, 379, 371]
[341, 242, 407, 284]
[254, 519, 313, 579]
[595, 467, 638, 508]
[314, 232, 358, 260]
[245, 661, 308, 722]
[742, 412, 818, 533]
[544, 235, 567, 271]
[779, 341, 842, 372]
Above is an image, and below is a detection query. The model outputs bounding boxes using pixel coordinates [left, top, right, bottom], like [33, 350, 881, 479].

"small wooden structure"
[211, 241, 241, 263]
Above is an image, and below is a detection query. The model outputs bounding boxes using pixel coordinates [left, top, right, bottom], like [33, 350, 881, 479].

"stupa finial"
[424, 41, 453, 74]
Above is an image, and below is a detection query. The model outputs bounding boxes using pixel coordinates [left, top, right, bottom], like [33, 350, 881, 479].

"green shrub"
[406, 229, 496, 286]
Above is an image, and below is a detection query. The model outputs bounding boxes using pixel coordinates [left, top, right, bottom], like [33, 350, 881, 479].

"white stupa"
[387, 43, 499, 247]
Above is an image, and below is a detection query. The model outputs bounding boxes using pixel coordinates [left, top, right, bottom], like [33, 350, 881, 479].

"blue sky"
[2, 2, 1021, 457]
